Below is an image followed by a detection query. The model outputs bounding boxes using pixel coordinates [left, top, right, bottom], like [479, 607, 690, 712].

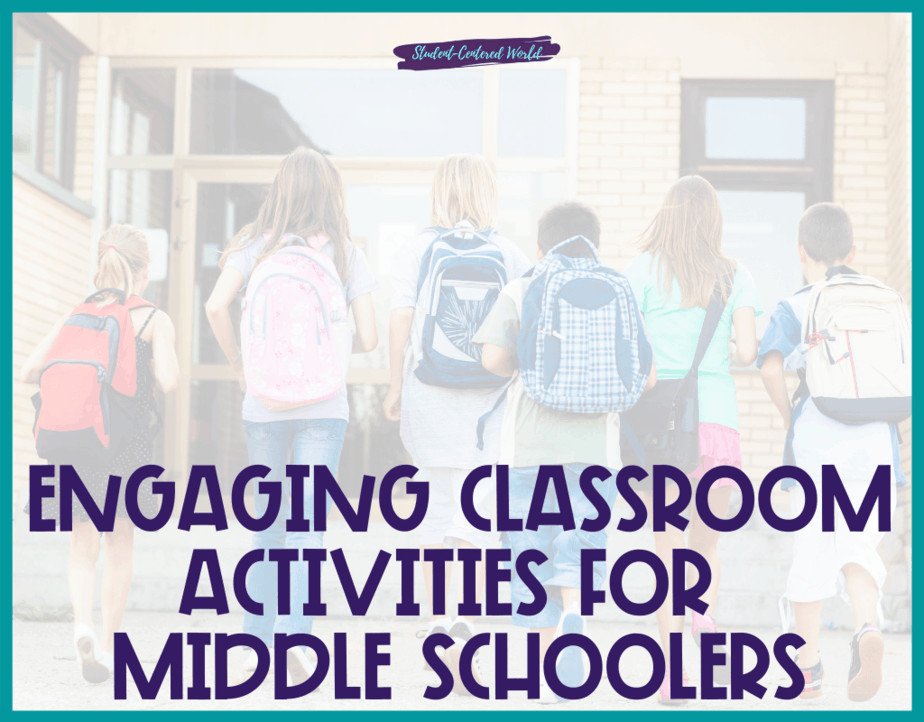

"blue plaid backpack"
[414, 226, 510, 388]
[517, 236, 651, 413]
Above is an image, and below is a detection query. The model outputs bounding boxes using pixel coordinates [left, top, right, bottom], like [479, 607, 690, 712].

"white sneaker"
[73, 624, 110, 684]
[287, 646, 314, 686]
[229, 648, 261, 687]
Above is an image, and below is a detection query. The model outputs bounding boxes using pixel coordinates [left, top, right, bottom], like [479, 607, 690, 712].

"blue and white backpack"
[517, 236, 651, 413]
[414, 226, 510, 388]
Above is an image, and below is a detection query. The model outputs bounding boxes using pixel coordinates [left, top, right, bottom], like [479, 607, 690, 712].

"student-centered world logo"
[394, 35, 560, 70]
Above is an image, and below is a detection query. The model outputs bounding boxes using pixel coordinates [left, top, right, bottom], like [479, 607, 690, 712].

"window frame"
[13, 14, 84, 191]
[680, 79, 834, 203]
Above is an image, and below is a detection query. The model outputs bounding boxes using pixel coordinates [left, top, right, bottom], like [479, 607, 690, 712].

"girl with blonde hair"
[624, 175, 761, 704]
[385, 153, 530, 641]
[205, 147, 377, 680]
[21, 224, 179, 684]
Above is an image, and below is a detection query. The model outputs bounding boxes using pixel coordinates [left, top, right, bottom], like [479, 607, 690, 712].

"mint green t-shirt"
[624, 253, 762, 430]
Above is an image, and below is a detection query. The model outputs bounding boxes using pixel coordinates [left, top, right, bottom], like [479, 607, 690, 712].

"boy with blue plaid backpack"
[474, 202, 654, 702]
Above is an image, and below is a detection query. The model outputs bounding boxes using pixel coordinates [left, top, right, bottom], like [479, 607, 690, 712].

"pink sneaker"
[691, 611, 718, 647]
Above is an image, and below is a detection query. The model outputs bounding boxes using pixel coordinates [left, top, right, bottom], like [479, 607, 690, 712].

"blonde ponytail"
[93, 224, 150, 296]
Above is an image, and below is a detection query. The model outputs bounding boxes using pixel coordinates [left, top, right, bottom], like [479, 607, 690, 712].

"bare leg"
[644, 490, 686, 653]
[688, 485, 733, 612]
[100, 518, 135, 653]
[69, 521, 101, 628]
[560, 587, 580, 613]
[843, 563, 879, 631]
[421, 545, 451, 622]
[793, 600, 823, 667]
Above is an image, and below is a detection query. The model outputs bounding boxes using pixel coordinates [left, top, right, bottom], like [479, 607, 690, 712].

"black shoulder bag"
[620, 283, 727, 472]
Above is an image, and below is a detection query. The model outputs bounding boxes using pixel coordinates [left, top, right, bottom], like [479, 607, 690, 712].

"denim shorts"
[506, 464, 617, 628]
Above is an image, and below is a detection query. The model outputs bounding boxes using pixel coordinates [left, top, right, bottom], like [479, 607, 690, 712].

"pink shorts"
[691, 422, 742, 487]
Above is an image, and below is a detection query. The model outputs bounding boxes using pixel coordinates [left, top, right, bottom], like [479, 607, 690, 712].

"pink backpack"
[241, 236, 350, 410]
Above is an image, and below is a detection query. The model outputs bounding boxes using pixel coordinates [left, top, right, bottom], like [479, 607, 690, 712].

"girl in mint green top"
[624, 176, 761, 703]
[625, 252, 762, 430]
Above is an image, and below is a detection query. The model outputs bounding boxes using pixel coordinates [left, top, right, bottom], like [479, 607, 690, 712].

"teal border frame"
[2, 2, 917, 716]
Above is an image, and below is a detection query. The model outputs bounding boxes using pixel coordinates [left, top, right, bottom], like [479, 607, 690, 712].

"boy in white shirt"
[758, 202, 905, 703]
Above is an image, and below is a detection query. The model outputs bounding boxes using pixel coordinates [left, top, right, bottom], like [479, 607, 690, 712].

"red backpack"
[33, 289, 155, 460]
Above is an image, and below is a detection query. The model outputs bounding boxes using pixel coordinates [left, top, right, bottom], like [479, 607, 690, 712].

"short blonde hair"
[431, 154, 497, 230]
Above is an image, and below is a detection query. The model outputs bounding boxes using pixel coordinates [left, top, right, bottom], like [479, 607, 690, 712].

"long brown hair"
[221, 147, 352, 279]
[639, 175, 735, 307]
[94, 224, 149, 296]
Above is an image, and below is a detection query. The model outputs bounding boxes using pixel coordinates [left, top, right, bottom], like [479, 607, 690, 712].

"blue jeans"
[506, 464, 617, 628]
[242, 418, 347, 643]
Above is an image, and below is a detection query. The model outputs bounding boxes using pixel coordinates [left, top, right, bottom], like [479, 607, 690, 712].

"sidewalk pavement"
[12, 612, 911, 711]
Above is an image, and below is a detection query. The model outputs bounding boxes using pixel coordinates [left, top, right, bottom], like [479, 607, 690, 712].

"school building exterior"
[12, 13, 912, 626]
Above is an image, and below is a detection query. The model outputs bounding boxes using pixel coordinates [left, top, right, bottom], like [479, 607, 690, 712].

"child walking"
[205, 147, 378, 680]
[384, 154, 530, 641]
[623, 175, 760, 704]
[22, 224, 179, 684]
[758, 202, 906, 703]
[474, 201, 653, 703]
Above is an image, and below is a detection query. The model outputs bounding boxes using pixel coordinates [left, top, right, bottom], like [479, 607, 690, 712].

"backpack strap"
[683, 280, 728, 381]
[475, 377, 515, 450]
[85, 287, 127, 305]
[545, 235, 599, 262]
[414, 226, 496, 300]
[135, 307, 158, 338]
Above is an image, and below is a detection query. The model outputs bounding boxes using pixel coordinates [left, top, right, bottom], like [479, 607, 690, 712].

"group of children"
[23, 147, 908, 705]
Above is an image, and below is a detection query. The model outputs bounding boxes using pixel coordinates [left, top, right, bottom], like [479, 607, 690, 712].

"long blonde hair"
[93, 224, 149, 296]
[639, 175, 735, 307]
[221, 147, 352, 279]
[431, 154, 497, 230]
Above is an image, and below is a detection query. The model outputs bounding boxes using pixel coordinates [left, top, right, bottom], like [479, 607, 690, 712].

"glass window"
[683, 81, 833, 320]
[12, 18, 78, 187]
[705, 97, 806, 161]
[108, 170, 173, 310]
[188, 380, 248, 484]
[718, 190, 805, 328]
[193, 182, 269, 364]
[110, 69, 176, 155]
[498, 68, 568, 157]
[497, 170, 567, 254]
[190, 68, 483, 156]
[13, 25, 39, 165]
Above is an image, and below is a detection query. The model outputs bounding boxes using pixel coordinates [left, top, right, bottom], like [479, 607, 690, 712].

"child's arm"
[20, 317, 66, 384]
[351, 293, 378, 353]
[150, 311, 180, 394]
[204, 267, 247, 389]
[383, 307, 412, 421]
[730, 306, 758, 366]
[481, 343, 517, 377]
[759, 350, 792, 428]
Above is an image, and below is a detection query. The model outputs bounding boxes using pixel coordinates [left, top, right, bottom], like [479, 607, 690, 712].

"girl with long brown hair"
[625, 175, 760, 704]
[205, 147, 377, 681]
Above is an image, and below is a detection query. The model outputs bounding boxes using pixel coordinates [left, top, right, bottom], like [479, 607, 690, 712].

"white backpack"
[801, 272, 910, 424]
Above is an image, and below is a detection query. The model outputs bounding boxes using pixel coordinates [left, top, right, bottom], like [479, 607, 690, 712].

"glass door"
[173, 166, 432, 487]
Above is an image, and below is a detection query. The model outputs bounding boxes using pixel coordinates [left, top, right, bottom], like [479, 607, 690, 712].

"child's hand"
[383, 384, 402, 421]
[231, 356, 246, 391]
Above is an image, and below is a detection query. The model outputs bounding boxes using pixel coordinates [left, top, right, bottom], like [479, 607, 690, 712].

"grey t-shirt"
[225, 235, 377, 422]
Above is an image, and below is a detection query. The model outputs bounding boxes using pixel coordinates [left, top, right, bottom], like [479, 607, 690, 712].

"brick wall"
[11, 57, 98, 501]
[572, 49, 911, 629]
